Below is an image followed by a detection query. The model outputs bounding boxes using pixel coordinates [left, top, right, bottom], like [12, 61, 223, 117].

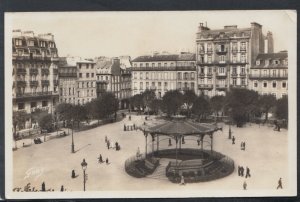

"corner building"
[196, 22, 272, 97]
[12, 30, 59, 129]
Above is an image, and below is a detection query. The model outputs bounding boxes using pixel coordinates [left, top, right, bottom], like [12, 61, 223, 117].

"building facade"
[196, 22, 272, 97]
[58, 57, 78, 104]
[12, 30, 59, 129]
[249, 51, 288, 99]
[76, 59, 97, 105]
[131, 52, 196, 98]
[95, 56, 131, 109]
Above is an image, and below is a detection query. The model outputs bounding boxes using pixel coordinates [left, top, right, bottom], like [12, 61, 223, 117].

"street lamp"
[228, 122, 232, 139]
[71, 120, 75, 153]
[81, 158, 88, 191]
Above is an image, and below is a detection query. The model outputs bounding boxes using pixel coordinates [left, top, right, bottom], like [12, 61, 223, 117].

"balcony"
[232, 49, 238, 54]
[16, 68, 26, 75]
[231, 73, 238, 77]
[207, 49, 213, 54]
[59, 72, 77, 77]
[30, 80, 38, 87]
[41, 68, 49, 75]
[31, 106, 49, 113]
[249, 74, 288, 80]
[198, 84, 213, 89]
[199, 50, 205, 55]
[199, 73, 205, 78]
[207, 73, 213, 78]
[216, 72, 227, 78]
[240, 48, 247, 52]
[14, 91, 56, 101]
[230, 84, 247, 88]
[41, 80, 50, 86]
[29, 68, 38, 75]
[216, 84, 227, 89]
[13, 55, 52, 61]
[239, 73, 246, 77]
[16, 80, 27, 87]
[216, 48, 228, 55]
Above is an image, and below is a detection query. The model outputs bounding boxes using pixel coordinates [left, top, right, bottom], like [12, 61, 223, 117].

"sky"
[6, 10, 296, 59]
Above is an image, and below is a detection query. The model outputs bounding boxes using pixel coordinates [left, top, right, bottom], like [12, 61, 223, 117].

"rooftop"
[132, 53, 195, 62]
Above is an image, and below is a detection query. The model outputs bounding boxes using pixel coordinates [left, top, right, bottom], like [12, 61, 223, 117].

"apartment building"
[196, 22, 272, 97]
[131, 52, 196, 98]
[12, 30, 59, 129]
[249, 51, 288, 99]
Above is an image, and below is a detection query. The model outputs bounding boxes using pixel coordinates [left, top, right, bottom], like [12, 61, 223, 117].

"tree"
[149, 98, 162, 115]
[162, 90, 183, 117]
[182, 90, 197, 117]
[38, 114, 53, 133]
[12, 111, 28, 149]
[225, 89, 259, 127]
[72, 104, 88, 128]
[192, 96, 211, 121]
[130, 94, 143, 113]
[142, 89, 156, 114]
[100, 92, 119, 120]
[55, 103, 73, 125]
[275, 96, 288, 120]
[210, 95, 225, 116]
[258, 94, 276, 123]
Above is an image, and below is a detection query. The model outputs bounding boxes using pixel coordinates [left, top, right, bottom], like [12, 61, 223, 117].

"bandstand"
[125, 116, 235, 183]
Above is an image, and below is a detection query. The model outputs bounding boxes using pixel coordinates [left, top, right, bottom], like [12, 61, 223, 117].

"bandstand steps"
[147, 160, 169, 180]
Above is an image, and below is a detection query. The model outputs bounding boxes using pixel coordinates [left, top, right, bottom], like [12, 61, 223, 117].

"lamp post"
[228, 122, 232, 139]
[81, 158, 88, 191]
[71, 120, 75, 153]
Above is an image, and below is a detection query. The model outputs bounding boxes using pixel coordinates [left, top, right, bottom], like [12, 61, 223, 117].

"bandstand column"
[179, 135, 182, 152]
[151, 133, 155, 157]
[144, 131, 148, 158]
[175, 136, 178, 170]
[210, 133, 213, 154]
[156, 134, 159, 152]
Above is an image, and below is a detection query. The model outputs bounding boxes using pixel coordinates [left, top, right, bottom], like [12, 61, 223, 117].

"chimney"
[22, 31, 34, 37]
[12, 29, 22, 37]
[198, 22, 210, 32]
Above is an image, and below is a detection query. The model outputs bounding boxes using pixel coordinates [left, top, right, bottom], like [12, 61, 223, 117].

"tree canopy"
[275, 96, 288, 120]
[192, 96, 211, 120]
[162, 90, 183, 117]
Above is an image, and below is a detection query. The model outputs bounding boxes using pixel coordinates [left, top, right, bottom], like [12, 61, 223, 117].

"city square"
[13, 114, 289, 191]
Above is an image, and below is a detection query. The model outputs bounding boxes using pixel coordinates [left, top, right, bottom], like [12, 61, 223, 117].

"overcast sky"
[6, 10, 296, 59]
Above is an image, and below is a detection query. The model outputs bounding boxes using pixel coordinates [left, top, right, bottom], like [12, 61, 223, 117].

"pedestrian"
[105, 136, 108, 143]
[41, 182, 45, 192]
[129, 115, 131, 121]
[133, 124, 136, 130]
[180, 175, 185, 185]
[232, 136, 235, 144]
[169, 138, 172, 146]
[115, 142, 119, 150]
[245, 167, 251, 178]
[124, 124, 126, 131]
[237, 166, 240, 176]
[241, 166, 244, 177]
[243, 142, 246, 151]
[243, 181, 247, 190]
[182, 136, 185, 144]
[98, 154, 103, 163]
[197, 139, 200, 146]
[240, 142, 243, 150]
[60, 185, 64, 192]
[277, 178, 283, 189]
[106, 158, 109, 165]
[71, 170, 76, 178]
[136, 147, 141, 159]
[23, 142, 25, 147]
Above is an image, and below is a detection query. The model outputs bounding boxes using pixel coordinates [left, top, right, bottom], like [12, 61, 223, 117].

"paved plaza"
[13, 115, 289, 192]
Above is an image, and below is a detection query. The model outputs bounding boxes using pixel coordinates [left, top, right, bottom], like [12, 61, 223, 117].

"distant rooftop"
[132, 52, 195, 62]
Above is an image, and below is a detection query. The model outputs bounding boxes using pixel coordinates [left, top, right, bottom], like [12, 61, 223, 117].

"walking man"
[243, 142, 246, 151]
[169, 138, 172, 146]
[245, 167, 251, 178]
[237, 166, 240, 176]
[180, 175, 185, 185]
[232, 136, 235, 144]
[241, 166, 244, 177]
[98, 154, 103, 163]
[243, 181, 247, 190]
[106, 158, 109, 165]
[240, 142, 243, 150]
[277, 178, 283, 189]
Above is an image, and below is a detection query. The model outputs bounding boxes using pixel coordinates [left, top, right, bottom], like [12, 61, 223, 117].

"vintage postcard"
[4, 10, 297, 199]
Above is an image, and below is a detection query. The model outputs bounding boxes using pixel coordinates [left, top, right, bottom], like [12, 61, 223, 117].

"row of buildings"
[12, 22, 288, 129]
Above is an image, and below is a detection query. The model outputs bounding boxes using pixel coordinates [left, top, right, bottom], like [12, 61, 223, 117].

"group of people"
[274, 120, 281, 132]
[240, 141, 246, 151]
[98, 154, 110, 165]
[238, 166, 251, 178]
[124, 124, 136, 131]
[105, 136, 121, 151]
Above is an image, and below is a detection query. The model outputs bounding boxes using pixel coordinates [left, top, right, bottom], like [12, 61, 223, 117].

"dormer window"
[256, 60, 260, 65]
[28, 40, 35, 46]
[241, 32, 245, 37]
[274, 60, 279, 65]
[265, 60, 269, 66]
[15, 39, 23, 46]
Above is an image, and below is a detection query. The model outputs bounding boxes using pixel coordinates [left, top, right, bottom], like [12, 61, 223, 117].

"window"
[30, 102, 36, 108]
[28, 40, 34, 46]
[178, 72, 182, 80]
[140, 72, 143, 79]
[146, 82, 149, 89]
[42, 101, 48, 107]
[263, 70, 268, 76]
[263, 82, 267, 88]
[208, 56, 212, 63]
[241, 42, 246, 50]
[87, 82, 89, 88]
[69, 88, 71, 95]
[86, 64, 89, 69]
[219, 67, 225, 73]
[146, 63, 149, 67]
[140, 82, 143, 90]
[272, 81, 276, 88]
[272, 70, 276, 77]
[15, 39, 23, 46]
[140, 63, 143, 67]
[79, 73, 82, 78]
[208, 67, 212, 74]
[79, 64, 82, 69]
[87, 90, 89, 96]
[282, 82, 287, 88]
[134, 63, 137, 67]
[219, 55, 225, 62]
[191, 72, 195, 79]
[91, 73, 94, 77]
[164, 63, 167, 67]
[232, 78, 237, 85]
[232, 67, 237, 74]
[86, 73, 89, 78]
[178, 82, 182, 89]
[241, 67, 245, 74]
[283, 70, 287, 76]
[254, 82, 258, 88]
[18, 103, 25, 110]
[232, 55, 237, 63]
[146, 72, 149, 79]
[184, 72, 188, 80]
[232, 42, 237, 50]
[256, 60, 260, 65]
[152, 63, 155, 67]
[158, 63, 161, 67]
[207, 43, 212, 51]
[241, 54, 246, 63]
[200, 68, 204, 74]
[82, 82, 84, 88]
[241, 78, 245, 85]
[191, 82, 195, 89]
[91, 64, 94, 69]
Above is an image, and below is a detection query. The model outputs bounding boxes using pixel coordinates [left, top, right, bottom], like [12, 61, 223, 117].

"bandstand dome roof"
[141, 116, 221, 136]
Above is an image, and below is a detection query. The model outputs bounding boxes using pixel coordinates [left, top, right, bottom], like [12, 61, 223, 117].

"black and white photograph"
[4, 10, 297, 199]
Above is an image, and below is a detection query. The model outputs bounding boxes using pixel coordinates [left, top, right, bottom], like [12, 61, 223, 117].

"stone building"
[131, 52, 196, 98]
[195, 22, 272, 97]
[249, 51, 288, 99]
[95, 56, 131, 109]
[12, 30, 59, 129]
